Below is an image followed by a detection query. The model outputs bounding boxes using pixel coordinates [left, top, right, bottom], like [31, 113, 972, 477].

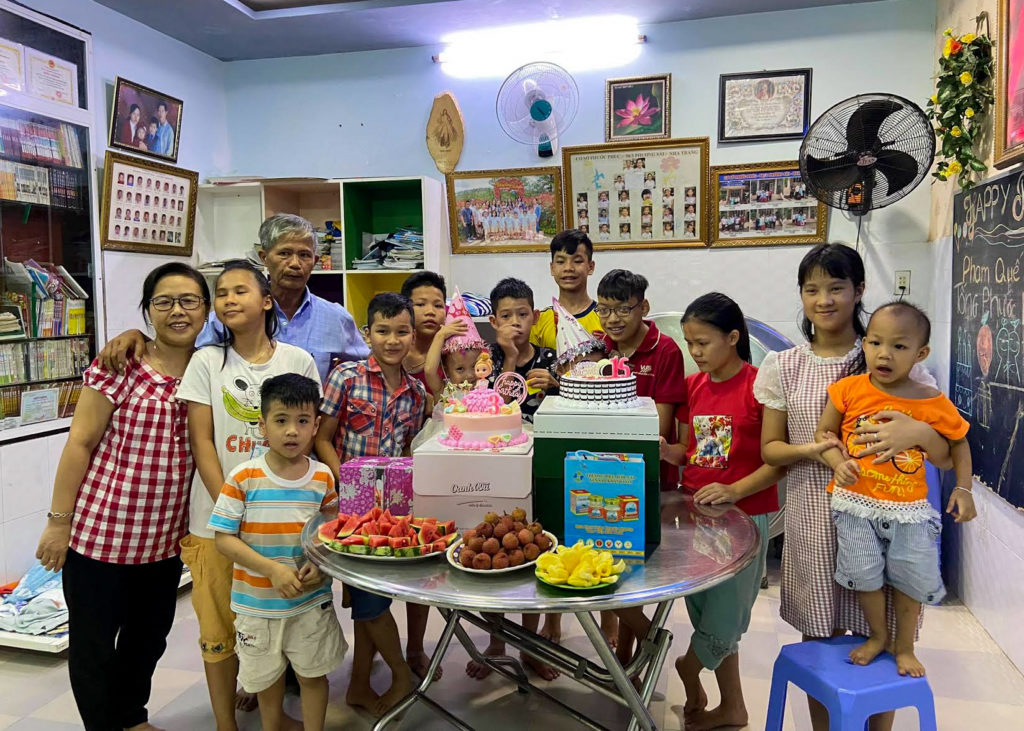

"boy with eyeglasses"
[596, 268, 687, 671]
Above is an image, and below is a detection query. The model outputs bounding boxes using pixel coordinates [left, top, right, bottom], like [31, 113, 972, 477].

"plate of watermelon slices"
[316, 508, 459, 561]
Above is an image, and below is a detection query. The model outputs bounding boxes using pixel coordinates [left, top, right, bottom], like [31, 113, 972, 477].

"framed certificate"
[0, 37, 24, 93]
[25, 47, 78, 107]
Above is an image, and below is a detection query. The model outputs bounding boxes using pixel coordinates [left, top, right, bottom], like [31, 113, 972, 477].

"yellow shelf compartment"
[345, 271, 415, 328]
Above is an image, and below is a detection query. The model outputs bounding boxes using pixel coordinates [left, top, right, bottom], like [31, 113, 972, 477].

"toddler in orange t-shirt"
[816, 302, 976, 679]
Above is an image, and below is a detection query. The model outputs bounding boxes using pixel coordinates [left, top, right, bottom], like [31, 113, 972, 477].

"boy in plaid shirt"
[314, 293, 426, 717]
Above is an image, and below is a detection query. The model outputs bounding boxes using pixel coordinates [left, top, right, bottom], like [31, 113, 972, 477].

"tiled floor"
[0, 561, 1022, 730]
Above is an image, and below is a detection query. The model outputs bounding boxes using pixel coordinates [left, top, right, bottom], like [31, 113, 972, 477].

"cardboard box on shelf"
[413, 433, 533, 530]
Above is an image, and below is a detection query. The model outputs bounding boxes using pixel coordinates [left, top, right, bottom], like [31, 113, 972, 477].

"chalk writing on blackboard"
[953, 167, 1024, 508]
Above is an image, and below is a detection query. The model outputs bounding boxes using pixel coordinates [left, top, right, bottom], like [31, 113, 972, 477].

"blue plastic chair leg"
[914, 690, 938, 731]
[765, 670, 789, 731]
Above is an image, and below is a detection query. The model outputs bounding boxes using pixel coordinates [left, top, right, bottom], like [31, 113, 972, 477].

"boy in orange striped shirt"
[211, 374, 347, 731]
[816, 303, 975, 679]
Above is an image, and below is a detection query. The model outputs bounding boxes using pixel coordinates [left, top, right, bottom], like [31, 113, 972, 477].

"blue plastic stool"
[765, 636, 937, 730]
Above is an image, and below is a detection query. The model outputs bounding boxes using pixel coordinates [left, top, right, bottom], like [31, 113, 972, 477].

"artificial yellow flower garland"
[926, 17, 993, 190]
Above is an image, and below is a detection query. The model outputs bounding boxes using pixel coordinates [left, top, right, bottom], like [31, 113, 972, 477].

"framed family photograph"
[605, 74, 671, 142]
[100, 150, 197, 256]
[718, 68, 812, 143]
[709, 160, 829, 248]
[562, 137, 710, 250]
[996, 0, 1024, 168]
[107, 77, 183, 163]
[446, 167, 563, 254]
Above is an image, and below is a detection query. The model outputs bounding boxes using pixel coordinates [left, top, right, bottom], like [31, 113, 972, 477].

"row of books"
[0, 160, 84, 210]
[0, 117, 83, 168]
[1, 258, 90, 337]
[0, 379, 82, 422]
[0, 337, 90, 385]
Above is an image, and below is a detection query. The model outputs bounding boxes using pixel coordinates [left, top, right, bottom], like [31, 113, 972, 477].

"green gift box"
[532, 396, 661, 554]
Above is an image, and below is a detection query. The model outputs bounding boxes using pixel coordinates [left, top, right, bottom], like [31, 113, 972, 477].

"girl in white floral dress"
[754, 244, 952, 731]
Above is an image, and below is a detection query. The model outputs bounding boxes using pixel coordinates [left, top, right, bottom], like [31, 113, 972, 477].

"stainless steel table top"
[301, 492, 760, 613]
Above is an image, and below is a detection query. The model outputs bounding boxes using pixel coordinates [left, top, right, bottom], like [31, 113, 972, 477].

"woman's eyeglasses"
[149, 295, 206, 311]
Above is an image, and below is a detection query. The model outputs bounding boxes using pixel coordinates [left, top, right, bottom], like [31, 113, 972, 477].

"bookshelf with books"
[0, 1, 100, 443]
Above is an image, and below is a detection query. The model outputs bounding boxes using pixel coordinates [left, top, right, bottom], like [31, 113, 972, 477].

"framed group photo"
[108, 77, 183, 162]
[996, 0, 1024, 167]
[562, 137, 710, 249]
[446, 167, 563, 254]
[100, 150, 197, 256]
[709, 161, 829, 248]
[718, 68, 812, 143]
[605, 74, 671, 142]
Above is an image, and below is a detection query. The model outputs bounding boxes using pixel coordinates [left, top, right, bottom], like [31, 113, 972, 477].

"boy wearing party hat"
[539, 299, 621, 647]
[423, 286, 488, 399]
[531, 229, 603, 350]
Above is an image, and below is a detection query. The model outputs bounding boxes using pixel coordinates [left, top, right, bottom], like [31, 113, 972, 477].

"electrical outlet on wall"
[894, 270, 911, 295]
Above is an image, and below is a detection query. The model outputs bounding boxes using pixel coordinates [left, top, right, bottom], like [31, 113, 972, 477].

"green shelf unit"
[342, 179, 424, 269]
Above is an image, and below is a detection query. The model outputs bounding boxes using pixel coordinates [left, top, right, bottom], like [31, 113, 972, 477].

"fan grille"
[496, 62, 579, 145]
[799, 93, 935, 213]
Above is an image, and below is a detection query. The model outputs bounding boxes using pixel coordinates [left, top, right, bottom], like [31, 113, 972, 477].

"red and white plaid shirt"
[69, 358, 193, 564]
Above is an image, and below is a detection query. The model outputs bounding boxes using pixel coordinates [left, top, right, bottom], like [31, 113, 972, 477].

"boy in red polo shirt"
[597, 269, 687, 490]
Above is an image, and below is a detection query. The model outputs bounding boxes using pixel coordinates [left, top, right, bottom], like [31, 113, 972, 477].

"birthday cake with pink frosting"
[439, 387, 530, 450]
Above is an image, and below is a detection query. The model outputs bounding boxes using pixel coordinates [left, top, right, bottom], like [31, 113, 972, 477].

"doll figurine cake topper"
[473, 351, 494, 389]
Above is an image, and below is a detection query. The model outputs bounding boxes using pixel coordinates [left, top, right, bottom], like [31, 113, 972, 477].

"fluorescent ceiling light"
[436, 15, 643, 79]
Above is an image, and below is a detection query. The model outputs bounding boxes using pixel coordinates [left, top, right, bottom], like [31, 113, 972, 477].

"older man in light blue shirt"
[98, 214, 368, 382]
[194, 215, 368, 380]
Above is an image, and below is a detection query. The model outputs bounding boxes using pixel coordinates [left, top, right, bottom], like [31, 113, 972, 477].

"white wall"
[223, 0, 937, 345]
[24, 0, 231, 337]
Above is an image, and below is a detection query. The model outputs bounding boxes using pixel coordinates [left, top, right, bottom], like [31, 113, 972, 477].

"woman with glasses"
[35, 262, 210, 731]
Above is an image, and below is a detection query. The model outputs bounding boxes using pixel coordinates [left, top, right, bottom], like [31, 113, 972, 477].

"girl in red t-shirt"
[660, 292, 782, 729]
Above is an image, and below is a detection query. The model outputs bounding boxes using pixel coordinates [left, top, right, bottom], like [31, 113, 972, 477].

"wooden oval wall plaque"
[426, 91, 465, 174]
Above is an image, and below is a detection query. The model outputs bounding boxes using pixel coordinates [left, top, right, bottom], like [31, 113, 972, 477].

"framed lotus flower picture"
[605, 74, 671, 142]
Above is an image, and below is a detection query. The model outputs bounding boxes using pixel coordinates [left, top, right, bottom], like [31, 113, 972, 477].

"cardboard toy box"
[564, 451, 646, 560]
[412, 433, 534, 530]
[533, 396, 661, 553]
[336, 456, 413, 516]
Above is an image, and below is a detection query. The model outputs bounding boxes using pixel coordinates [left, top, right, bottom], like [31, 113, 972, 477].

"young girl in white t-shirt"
[177, 260, 319, 728]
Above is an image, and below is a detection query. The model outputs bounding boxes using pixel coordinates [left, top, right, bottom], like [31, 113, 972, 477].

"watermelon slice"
[388, 523, 407, 538]
[370, 506, 383, 521]
[418, 543, 433, 555]
[336, 515, 362, 538]
[368, 535, 389, 548]
[337, 512, 353, 524]
[341, 535, 368, 546]
[395, 546, 418, 557]
[388, 536, 411, 549]
[360, 519, 381, 537]
[317, 518, 341, 542]
[431, 539, 448, 553]
[443, 532, 459, 547]
[436, 520, 456, 536]
[419, 525, 440, 546]
[348, 543, 371, 555]
[381, 509, 396, 523]
[410, 517, 426, 529]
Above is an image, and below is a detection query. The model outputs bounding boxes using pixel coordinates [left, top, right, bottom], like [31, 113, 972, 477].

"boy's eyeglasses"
[595, 303, 642, 318]
[149, 295, 206, 311]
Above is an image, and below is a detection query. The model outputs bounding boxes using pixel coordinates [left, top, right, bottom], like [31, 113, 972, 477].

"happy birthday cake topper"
[493, 371, 528, 404]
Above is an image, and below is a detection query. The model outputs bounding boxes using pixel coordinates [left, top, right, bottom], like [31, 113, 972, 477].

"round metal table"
[302, 492, 760, 731]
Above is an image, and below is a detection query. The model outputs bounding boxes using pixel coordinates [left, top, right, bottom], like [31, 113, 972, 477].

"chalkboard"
[952, 168, 1024, 509]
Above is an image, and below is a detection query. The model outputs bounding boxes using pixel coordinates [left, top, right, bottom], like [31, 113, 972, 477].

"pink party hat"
[442, 286, 488, 354]
[553, 297, 606, 366]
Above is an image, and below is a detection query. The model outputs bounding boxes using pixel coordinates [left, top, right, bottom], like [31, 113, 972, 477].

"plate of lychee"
[446, 508, 557, 574]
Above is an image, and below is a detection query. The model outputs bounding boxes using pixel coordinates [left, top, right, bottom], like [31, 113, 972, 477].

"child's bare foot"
[600, 612, 619, 649]
[346, 684, 382, 716]
[675, 655, 708, 719]
[374, 666, 413, 716]
[849, 635, 887, 666]
[540, 614, 562, 643]
[407, 649, 442, 681]
[234, 690, 257, 712]
[688, 703, 749, 730]
[896, 650, 926, 677]
[466, 643, 505, 680]
[521, 652, 560, 681]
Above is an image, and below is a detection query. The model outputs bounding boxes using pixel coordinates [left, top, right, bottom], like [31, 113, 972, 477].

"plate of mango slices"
[535, 541, 627, 591]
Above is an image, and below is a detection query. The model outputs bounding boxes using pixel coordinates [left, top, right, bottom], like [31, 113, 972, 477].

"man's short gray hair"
[259, 213, 315, 252]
